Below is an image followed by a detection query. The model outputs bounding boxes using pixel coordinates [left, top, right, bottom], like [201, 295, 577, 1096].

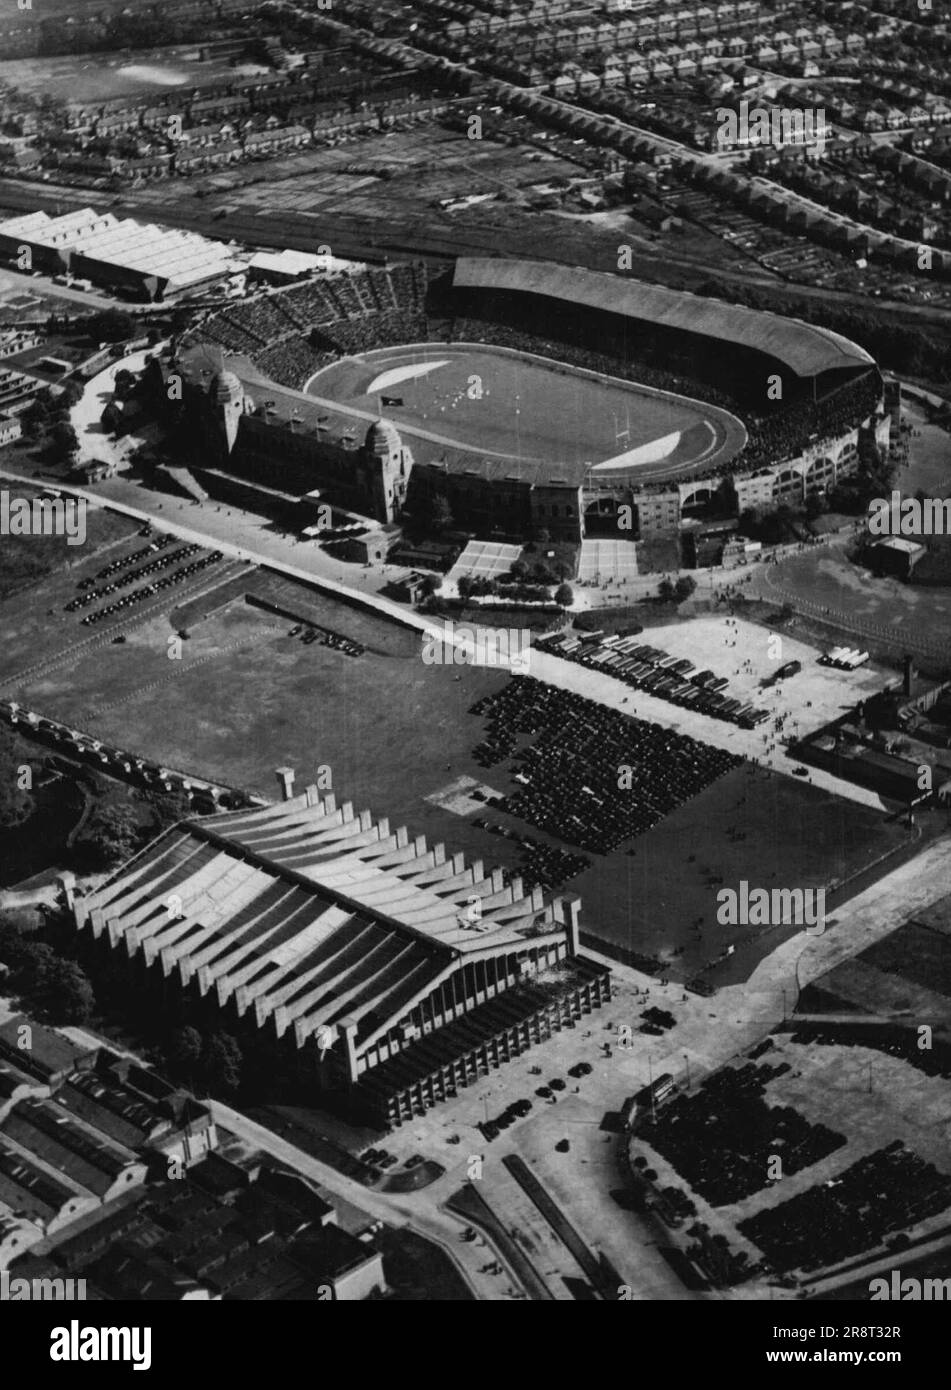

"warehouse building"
[0, 208, 243, 301]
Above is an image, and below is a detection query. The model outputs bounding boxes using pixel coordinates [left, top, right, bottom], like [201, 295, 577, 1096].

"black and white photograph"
[0, 0, 948, 1363]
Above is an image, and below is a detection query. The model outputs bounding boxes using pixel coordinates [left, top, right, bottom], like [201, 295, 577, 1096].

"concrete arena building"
[0, 208, 241, 301]
[174, 256, 889, 542]
[75, 784, 611, 1129]
[447, 259, 889, 539]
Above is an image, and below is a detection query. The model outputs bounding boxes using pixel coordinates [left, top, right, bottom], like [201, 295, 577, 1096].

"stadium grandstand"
[171, 255, 888, 544]
[74, 784, 611, 1129]
[0, 209, 243, 301]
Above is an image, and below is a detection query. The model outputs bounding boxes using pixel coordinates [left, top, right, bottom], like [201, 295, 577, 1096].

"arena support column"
[337, 1016, 360, 1085]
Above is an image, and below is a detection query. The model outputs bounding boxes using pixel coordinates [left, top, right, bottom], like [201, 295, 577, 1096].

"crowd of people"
[189, 262, 431, 391]
[738, 370, 882, 474]
[740, 1144, 951, 1274]
[639, 1062, 847, 1209]
[255, 336, 334, 392]
[441, 311, 881, 490]
[315, 308, 431, 360]
[469, 677, 740, 855]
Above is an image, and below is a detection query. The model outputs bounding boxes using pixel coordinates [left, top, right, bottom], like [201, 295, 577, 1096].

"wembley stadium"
[177, 254, 887, 542]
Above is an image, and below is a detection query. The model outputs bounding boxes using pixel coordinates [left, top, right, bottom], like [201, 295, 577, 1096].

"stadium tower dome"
[213, 370, 245, 406]
[213, 370, 249, 454]
[366, 418, 402, 459]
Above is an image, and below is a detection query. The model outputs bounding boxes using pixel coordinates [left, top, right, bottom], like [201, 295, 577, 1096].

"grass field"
[2, 551, 907, 981]
[308, 343, 741, 478]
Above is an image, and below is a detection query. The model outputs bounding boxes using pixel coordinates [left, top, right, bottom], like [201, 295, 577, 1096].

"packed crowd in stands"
[255, 337, 335, 393]
[185, 262, 431, 390]
[446, 316, 882, 484]
[637, 1062, 847, 1208]
[186, 262, 880, 478]
[739, 1144, 951, 1274]
[469, 677, 740, 855]
[313, 308, 431, 360]
[736, 370, 882, 473]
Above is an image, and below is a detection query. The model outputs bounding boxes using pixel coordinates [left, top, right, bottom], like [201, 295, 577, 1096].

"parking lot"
[352, 963, 796, 1297]
[531, 614, 889, 808]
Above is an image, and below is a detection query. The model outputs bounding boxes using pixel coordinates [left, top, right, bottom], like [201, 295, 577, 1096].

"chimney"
[275, 766, 295, 801]
[902, 654, 915, 698]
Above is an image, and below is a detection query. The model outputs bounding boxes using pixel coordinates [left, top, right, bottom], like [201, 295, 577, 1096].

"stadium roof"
[453, 258, 876, 378]
[79, 791, 574, 1058]
[0, 209, 242, 292]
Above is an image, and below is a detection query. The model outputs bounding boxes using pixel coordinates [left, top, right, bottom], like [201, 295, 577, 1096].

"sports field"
[307, 344, 745, 481]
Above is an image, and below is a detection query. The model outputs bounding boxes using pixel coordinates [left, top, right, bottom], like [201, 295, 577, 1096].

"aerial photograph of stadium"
[1, 0, 951, 1362]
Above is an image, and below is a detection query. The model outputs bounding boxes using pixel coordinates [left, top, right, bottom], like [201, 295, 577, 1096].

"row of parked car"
[478, 1063, 595, 1140]
[538, 632, 771, 731]
[289, 624, 364, 658]
[80, 552, 222, 625]
[92, 532, 175, 582]
[68, 543, 204, 611]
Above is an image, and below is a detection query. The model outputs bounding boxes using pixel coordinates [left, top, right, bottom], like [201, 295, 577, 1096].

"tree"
[0, 733, 34, 829]
[166, 1025, 203, 1083]
[113, 368, 136, 399]
[34, 956, 95, 1024]
[658, 577, 675, 601]
[673, 575, 697, 602]
[804, 490, 827, 520]
[201, 1032, 243, 1094]
[509, 559, 528, 582]
[74, 804, 142, 870]
[21, 387, 54, 438]
[555, 582, 574, 607]
[49, 420, 79, 464]
[85, 308, 134, 343]
[149, 787, 192, 833]
[0, 919, 41, 972]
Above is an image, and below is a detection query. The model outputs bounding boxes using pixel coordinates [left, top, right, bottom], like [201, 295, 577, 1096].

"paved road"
[0, 465, 891, 809]
[207, 1100, 522, 1300]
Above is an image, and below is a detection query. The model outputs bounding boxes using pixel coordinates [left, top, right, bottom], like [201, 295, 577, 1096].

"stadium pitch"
[306, 343, 746, 481]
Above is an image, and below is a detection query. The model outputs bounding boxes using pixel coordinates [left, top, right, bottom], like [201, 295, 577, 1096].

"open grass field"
[1, 555, 907, 981]
[309, 343, 742, 479]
